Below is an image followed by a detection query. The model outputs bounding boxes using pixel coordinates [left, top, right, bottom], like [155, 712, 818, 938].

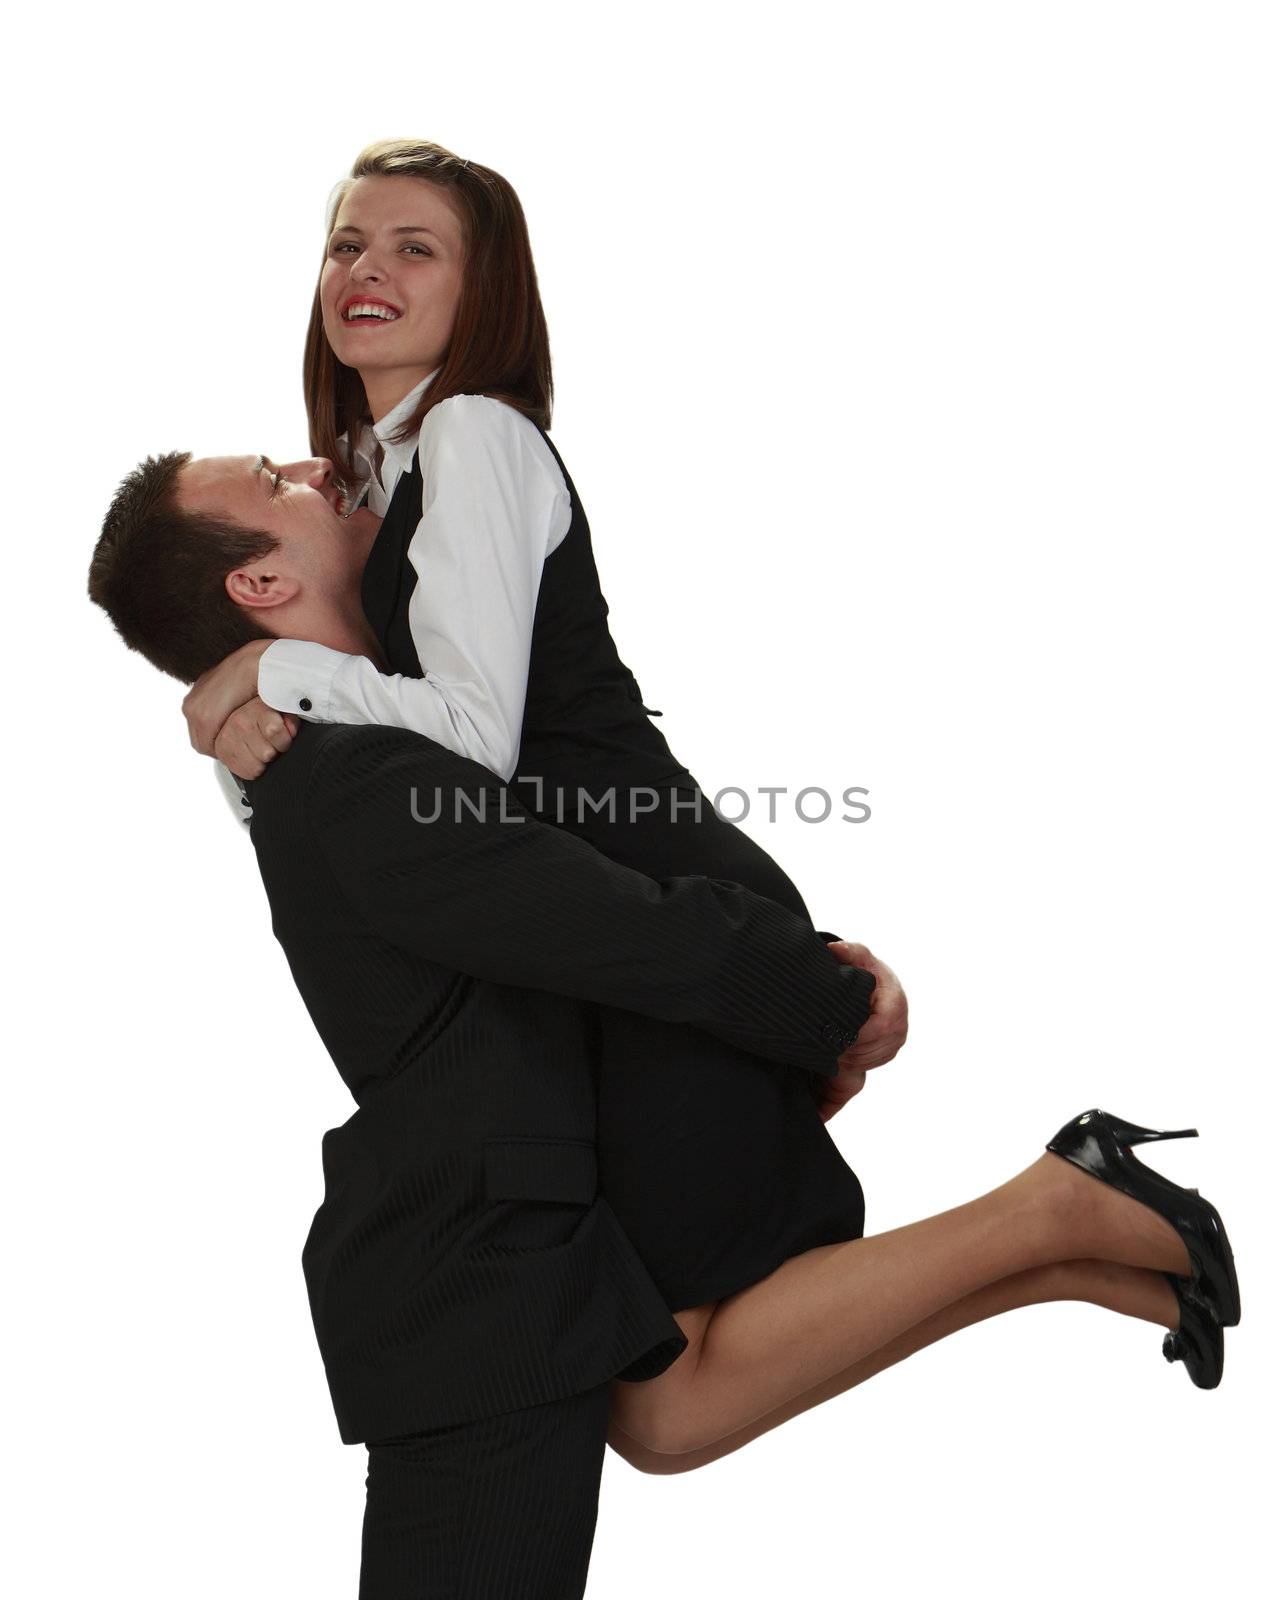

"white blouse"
[258, 371, 572, 780]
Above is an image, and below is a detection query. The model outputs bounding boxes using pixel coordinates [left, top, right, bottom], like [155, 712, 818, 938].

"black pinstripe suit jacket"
[245, 720, 874, 1443]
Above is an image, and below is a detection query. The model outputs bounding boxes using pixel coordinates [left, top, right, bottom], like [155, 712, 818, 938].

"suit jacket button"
[299, 697, 312, 712]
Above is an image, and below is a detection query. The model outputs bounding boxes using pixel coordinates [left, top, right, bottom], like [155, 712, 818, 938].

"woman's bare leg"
[609, 1151, 1193, 1456]
[607, 1257, 1178, 1473]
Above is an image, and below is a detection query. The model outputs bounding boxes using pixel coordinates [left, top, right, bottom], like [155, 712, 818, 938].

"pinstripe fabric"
[358, 1383, 612, 1599]
[245, 721, 874, 1444]
[287, 723, 873, 1079]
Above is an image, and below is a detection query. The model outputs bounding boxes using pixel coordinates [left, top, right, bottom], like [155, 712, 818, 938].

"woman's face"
[320, 175, 466, 416]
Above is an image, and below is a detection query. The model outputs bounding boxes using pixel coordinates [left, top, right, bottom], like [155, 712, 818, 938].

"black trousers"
[358, 1382, 613, 1598]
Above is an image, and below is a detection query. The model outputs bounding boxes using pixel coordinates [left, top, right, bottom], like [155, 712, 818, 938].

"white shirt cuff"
[213, 759, 253, 827]
[258, 638, 351, 720]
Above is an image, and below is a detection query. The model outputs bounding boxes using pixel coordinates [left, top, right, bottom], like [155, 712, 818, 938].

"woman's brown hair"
[303, 139, 553, 492]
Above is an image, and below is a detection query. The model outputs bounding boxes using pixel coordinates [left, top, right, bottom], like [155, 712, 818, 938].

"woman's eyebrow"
[331, 223, 442, 238]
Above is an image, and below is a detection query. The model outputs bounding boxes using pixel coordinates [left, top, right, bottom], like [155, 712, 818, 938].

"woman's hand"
[182, 639, 273, 757]
[211, 696, 299, 780]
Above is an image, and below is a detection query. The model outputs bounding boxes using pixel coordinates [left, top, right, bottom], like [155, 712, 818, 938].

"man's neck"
[277, 600, 388, 670]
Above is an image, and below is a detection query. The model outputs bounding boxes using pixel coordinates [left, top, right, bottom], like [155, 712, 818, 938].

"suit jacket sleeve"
[305, 725, 874, 1078]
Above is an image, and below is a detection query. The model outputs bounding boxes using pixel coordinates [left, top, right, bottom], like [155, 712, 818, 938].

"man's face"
[177, 454, 379, 610]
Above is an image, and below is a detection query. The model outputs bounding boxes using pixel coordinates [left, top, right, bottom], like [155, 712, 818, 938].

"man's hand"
[814, 1062, 868, 1125]
[210, 695, 298, 780]
[830, 941, 908, 1070]
[813, 941, 909, 1123]
[182, 639, 273, 757]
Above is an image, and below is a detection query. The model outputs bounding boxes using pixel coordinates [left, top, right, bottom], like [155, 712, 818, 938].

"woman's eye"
[402, 244, 432, 256]
[331, 242, 358, 256]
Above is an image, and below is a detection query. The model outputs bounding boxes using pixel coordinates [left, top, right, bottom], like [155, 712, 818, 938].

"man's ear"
[225, 565, 301, 611]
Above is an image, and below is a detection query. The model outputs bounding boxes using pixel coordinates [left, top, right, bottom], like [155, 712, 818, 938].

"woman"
[181, 140, 1238, 1586]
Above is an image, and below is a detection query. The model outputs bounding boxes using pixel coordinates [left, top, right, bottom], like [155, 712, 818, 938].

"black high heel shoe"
[1045, 1108, 1240, 1327]
[1162, 1274, 1224, 1389]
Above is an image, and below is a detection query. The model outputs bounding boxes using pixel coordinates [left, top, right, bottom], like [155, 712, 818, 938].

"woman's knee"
[606, 1413, 707, 1473]
[607, 1301, 716, 1456]
[618, 1403, 705, 1457]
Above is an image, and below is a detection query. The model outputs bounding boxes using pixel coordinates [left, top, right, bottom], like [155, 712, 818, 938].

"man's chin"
[344, 506, 382, 541]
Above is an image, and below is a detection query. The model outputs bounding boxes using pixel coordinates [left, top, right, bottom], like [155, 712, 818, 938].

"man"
[89, 449, 899, 1597]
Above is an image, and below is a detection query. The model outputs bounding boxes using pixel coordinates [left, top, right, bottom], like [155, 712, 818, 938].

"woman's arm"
[257, 395, 570, 780]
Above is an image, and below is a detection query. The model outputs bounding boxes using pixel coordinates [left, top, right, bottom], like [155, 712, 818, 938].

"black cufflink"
[299, 697, 312, 711]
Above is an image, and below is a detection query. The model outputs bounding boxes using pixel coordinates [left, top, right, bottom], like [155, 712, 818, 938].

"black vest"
[360, 423, 694, 804]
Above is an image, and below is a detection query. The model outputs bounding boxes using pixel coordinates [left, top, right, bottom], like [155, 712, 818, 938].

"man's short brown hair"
[89, 451, 279, 684]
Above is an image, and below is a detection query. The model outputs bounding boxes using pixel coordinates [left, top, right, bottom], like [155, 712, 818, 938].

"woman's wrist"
[239, 636, 273, 676]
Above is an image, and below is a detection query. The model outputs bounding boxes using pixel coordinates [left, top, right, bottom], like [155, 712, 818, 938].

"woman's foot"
[1047, 1256, 1181, 1328]
[1013, 1151, 1195, 1277]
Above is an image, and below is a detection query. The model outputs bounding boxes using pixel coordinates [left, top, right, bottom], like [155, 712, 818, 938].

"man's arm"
[301, 725, 874, 1078]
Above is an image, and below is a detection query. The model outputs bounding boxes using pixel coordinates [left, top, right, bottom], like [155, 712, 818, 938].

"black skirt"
[595, 1007, 865, 1310]
[542, 775, 867, 1313]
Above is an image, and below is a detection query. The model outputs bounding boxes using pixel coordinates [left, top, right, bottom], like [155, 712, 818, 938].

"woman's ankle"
[1047, 1257, 1180, 1328]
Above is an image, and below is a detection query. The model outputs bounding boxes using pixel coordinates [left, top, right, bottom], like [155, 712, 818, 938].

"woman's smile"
[340, 293, 403, 325]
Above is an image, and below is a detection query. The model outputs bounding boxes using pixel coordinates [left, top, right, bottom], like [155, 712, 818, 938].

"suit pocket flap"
[483, 1138, 597, 1206]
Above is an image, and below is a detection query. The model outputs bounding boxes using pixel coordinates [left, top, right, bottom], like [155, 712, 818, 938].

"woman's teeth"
[344, 305, 400, 321]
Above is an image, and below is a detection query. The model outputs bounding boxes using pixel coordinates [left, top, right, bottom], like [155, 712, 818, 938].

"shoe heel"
[1100, 1114, 1198, 1147]
[1046, 1109, 1239, 1328]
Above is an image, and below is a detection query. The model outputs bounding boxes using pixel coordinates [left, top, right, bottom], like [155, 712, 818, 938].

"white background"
[5, 2, 1269, 1595]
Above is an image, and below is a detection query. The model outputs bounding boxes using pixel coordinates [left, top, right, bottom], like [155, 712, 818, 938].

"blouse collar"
[373, 368, 439, 452]
[345, 368, 440, 504]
